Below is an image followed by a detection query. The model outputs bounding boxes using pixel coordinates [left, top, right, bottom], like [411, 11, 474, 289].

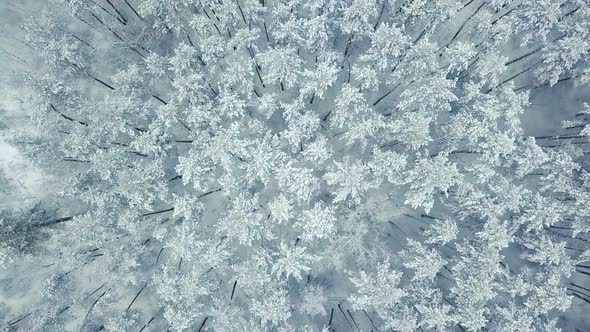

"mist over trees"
[1, 0, 590, 331]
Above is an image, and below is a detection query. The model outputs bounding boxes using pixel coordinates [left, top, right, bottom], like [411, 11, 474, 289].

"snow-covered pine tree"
[2, 0, 590, 330]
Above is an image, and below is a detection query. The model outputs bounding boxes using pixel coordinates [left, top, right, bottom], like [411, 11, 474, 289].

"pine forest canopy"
[1, 0, 590, 331]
